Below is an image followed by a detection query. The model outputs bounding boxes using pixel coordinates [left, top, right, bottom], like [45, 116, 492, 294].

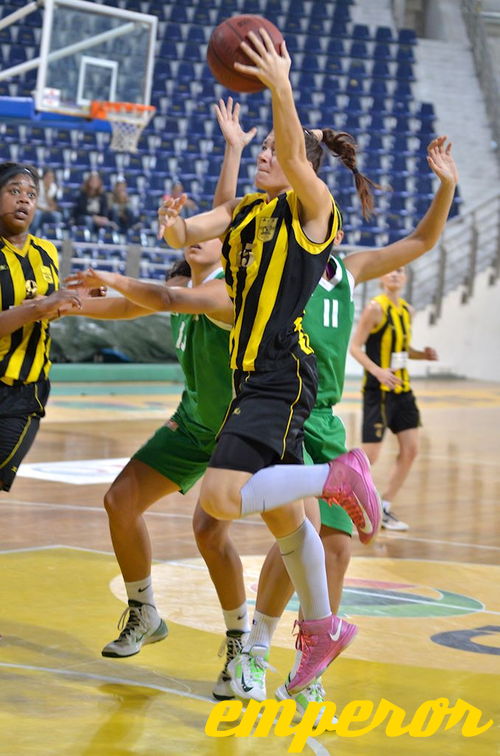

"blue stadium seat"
[349, 23, 369, 41]
[388, 176, 411, 199]
[0, 27, 13, 44]
[393, 80, 413, 100]
[17, 27, 36, 46]
[186, 25, 207, 44]
[388, 153, 411, 176]
[347, 59, 369, 79]
[19, 145, 39, 164]
[414, 175, 435, 198]
[192, 8, 212, 25]
[2, 123, 21, 143]
[287, 0, 308, 17]
[43, 146, 66, 168]
[365, 133, 385, 153]
[326, 38, 347, 57]
[375, 26, 396, 43]
[301, 53, 322, 73]
[183, 41, 204, 62]
[373, 42, 394, 61]
[324, 55, 344, 76]
[25, 9, 43, 26]
[390, 134, 413, 156]
[372, 60, 392, 79]
[395, 62, 415, 81]
[362, 152, 384, 177]
[345, 77, 366, 95]
[349, 40, 370, 59]
[284, 33, 301, 54]
[345, 94, 364, 115]
[284, 16, 305, 34]
[397, 44, 415, 63]
[398, 28, 418, 45]
[70, 150, 91, 169]
[177, 61, 197, 82]
[369, 78, 389, 97]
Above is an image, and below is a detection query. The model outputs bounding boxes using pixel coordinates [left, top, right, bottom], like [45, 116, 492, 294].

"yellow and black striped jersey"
[222, 190, 340, 371]
[363, 293, 412, 393]
[0, 234, 59, 384]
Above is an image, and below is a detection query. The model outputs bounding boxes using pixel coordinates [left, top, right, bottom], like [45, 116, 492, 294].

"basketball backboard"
[0, 0, 157, 117]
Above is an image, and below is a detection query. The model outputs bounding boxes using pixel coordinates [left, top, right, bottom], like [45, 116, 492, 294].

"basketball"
[207, 14, 284, 93]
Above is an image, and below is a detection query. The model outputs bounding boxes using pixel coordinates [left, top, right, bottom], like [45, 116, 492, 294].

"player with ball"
[159, 26, 380, 694]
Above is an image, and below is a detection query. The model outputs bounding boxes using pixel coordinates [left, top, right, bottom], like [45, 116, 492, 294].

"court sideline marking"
[3, 498, 500, 551]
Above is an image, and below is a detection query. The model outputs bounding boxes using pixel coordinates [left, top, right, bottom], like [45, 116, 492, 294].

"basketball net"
[90, 101, 156, 153]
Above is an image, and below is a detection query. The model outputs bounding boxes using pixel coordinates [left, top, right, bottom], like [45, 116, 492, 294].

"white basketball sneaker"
[102, 600, 168, 658]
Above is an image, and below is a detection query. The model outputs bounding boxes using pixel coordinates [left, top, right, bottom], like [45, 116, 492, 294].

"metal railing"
[354, 190, 500, 322]
[461, 0, 500, 161]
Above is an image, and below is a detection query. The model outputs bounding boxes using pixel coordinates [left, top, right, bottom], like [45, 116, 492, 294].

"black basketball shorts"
[362, 387, 421, 443]
[210, 352, 318, 472]
[0, 378, 50, 492]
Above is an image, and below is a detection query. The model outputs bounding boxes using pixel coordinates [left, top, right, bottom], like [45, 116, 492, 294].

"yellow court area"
[1, 377, 500, 755]
[0, 547, 499, 755]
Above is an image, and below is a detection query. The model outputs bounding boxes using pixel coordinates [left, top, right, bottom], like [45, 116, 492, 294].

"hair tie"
[352, 167, 359, 175]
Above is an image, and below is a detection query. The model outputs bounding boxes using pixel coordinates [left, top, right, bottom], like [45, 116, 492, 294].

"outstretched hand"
[157, 194, 187, 240]
[65, 267, 113, 292]
[427, 137, 458, 186]
[235, 28, 291, 91]
[214, 97, 257, 149]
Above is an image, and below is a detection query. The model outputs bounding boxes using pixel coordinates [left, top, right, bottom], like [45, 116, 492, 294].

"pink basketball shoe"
[287, 615, 358, 694]
[322, 448, 382, 544]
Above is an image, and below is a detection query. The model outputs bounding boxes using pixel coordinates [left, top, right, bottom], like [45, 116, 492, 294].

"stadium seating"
[0, 0, 451, 254]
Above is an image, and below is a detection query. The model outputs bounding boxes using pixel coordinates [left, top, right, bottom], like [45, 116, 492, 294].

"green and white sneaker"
[276, 676, 336, 726]
[102, 599, 168, 658]
[228, 644, 270, 702]
[212, 630, 249, 701]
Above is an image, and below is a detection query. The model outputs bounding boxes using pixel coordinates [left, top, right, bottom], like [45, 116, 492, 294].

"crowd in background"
[30, 168, 199, 241]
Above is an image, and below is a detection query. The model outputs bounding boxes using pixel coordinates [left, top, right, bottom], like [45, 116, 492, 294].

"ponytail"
[303, 128, 380, 219]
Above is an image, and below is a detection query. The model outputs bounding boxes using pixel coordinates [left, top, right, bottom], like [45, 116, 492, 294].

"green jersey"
[302, 255, 355, 409]
[169, 270, 232, 437]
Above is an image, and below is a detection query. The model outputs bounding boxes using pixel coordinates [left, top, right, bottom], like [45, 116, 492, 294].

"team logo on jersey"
[41, 265, 54, 283]
[239, 243, 254, 268]
[257, 217, 278, 241]
[25, 280, 38, 299]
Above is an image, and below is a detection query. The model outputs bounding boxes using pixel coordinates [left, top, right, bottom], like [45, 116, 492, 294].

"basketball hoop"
[90, 101, 156, 153]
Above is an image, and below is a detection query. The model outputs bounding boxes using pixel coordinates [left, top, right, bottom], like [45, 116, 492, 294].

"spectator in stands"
[170, 179, 198, 218]
[108, 176, 139, 235]
[72, 171, 113, 233]
[350, 266, 438, 531]
[31, 168, 63, 234]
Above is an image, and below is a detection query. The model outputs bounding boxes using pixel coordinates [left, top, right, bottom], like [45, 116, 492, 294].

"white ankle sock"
[240, 463, 330, 516]
[277, 519, 331, 620]
[125, 577, 155, 607]
[222, 602, 251, 633]
[243, 610, 280, 651]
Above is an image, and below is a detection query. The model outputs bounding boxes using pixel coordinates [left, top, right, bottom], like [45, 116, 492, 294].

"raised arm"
[349, 301, 403, 390]
[345, 137, 458, 284]
[213, 97, 256, 207]
[157, 193, 237, 249]
[236, 29, 332, 233]
[65, 268, 233, 324]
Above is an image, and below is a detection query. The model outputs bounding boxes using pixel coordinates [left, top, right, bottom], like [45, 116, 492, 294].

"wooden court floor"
[1, 377, 499, 755]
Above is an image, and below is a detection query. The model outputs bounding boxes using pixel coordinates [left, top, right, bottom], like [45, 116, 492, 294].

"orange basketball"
[207, 14, 284, 93]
